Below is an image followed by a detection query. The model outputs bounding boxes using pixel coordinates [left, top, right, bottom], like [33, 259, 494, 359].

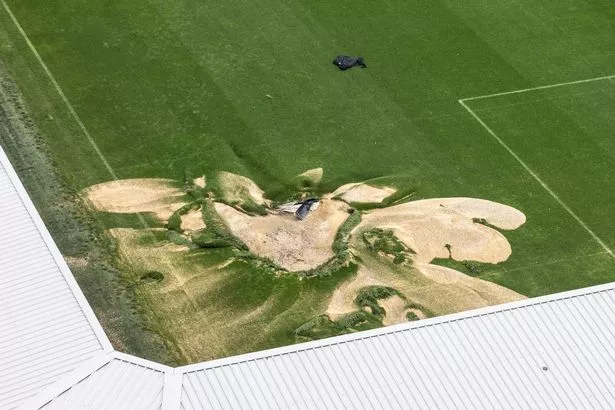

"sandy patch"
[218, 171, 270, 207]
[326, 230, 526, 322]
[193, 176, 206, 188]
[380, 296, 409, 326]
[181, 209, 205, 232]
[333, 182, 396, 203]
[358, 198, 526, 264]
[215, 198, 350, 271]
[83, 178, 185, 222]
[298, 167, 323, 183]
[411, 198, 526, 230]
[327, 269, 426, 325]
[215, 258, 236, 270]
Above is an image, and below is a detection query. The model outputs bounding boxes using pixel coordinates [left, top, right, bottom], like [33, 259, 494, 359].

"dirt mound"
[218, 171, 270, 206]
[83, 178, 185, 222]
[215, 198, 350, 271]
[358, 198, 525, 264]
[333, 182, 396, 203]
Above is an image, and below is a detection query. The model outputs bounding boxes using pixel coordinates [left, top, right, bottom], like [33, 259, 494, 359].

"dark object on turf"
[296, 198, 319, 220]
[333, 55, 367, 70]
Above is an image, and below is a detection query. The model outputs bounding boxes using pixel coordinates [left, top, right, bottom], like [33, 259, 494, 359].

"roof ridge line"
[161, 372, 183, 410]
[15, 351, 113, 410]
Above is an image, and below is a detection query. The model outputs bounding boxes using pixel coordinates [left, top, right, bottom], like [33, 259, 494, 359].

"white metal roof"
[39, 356, 166, 410]
[0, 147, 111, 409]
[1, 143, 615, 410]
[179, 284, 615, 409]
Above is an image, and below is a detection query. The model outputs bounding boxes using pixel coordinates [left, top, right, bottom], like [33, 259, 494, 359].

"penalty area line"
[460, 74, 615, 102]
[1, 0, 118, 181]
[458, 99, 615, 259]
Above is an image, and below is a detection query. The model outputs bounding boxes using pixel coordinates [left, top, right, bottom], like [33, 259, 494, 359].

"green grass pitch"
[1, 0, 615, 363]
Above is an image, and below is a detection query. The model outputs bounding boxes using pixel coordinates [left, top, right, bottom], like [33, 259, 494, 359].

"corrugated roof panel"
[0, 149, 109, 409]
[277, 354, 314, 407]
[41, 358, 165, 410]
[177, 287, 615, 410]
[244, 359, 280, 409]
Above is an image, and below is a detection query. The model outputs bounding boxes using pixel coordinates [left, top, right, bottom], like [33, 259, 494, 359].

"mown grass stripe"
[0, 0, 118, 181]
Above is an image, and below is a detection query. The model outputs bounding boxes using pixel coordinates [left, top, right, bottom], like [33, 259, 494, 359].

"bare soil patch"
[83, 179, 185, 222]
[333, 182, 396, 203]
[410, 198, 526, 230]
[327, 198, 526, 324]
[109, 228, 190, 258]
[358, 197, 526, 264]
[215, 198, 350, 271]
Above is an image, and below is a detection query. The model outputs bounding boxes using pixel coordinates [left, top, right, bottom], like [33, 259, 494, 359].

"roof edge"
[111, 351, 175, 372]
[0, 146, 113, 352]
[177, 280, 615, 373]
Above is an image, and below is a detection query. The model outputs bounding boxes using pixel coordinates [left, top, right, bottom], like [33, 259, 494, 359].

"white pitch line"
[459, 99, 615, 259]
[1, 0, 118, 180]
[461, 74, 615, 102]
[1, 1, 156, 231]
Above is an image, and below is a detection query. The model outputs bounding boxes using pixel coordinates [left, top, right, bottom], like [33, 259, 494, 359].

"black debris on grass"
[333, 55, 367, 70]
